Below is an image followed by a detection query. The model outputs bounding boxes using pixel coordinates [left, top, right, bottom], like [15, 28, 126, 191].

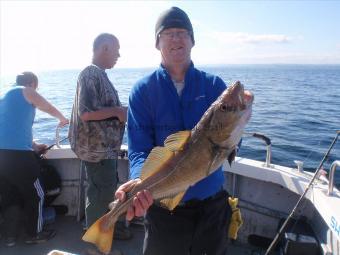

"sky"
[1, 0, 340, 76]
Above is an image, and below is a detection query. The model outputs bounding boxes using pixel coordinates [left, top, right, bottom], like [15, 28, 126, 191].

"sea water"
[1, 64, 339, 186]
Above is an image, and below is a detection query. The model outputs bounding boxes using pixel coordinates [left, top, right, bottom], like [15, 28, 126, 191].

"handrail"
[244, 132, 272, 167]
[265, 144, 272, 168]
[56, 125, 69, 148]
[327, 160, 340, 196]
[56, 126, 62, 148]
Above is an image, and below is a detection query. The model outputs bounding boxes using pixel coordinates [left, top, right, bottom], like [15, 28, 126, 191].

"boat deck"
[0, 215, 272, 255]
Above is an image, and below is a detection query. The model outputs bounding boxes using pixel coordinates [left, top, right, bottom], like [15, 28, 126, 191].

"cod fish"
[83, 81, 254, 254]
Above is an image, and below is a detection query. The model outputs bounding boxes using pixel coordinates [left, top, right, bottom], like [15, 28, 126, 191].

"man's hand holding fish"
[115, 179, 153, 221]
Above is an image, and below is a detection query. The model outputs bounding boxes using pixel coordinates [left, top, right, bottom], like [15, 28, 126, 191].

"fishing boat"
[0, 131, 339, 255]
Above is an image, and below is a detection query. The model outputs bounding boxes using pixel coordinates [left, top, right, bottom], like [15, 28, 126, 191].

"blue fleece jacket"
[127, 63, 227, 201]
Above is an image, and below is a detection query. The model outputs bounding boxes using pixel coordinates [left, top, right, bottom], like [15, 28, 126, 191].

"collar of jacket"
[158, 61, 195, 82]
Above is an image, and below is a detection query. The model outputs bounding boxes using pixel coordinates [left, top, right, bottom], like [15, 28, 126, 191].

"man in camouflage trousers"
[69, 33, 130, 241]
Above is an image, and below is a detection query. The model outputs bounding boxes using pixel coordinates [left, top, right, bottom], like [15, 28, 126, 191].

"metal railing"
[244, 132, 272, 167]
[55, 125, 70, 148]
[327, 160, 340, 196]
[294, 160, 304, 172]
[56, 125, 62, 148]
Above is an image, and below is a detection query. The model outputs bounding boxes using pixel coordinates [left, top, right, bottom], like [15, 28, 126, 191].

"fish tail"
[82, 214, 116, 254]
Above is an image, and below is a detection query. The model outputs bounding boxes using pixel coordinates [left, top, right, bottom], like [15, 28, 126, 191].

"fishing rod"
[265, 130, 340, 255]
[47, 136, 69, 151]
[39, 136, 70, 155]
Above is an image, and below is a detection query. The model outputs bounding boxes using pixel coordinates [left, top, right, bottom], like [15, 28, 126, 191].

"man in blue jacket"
[116, 6, 231, 255]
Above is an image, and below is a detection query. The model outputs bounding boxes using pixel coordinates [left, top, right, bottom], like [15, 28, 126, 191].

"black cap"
[155, 6, 195, 46]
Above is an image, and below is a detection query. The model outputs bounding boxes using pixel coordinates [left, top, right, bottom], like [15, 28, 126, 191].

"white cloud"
[209, 31, 293, 44]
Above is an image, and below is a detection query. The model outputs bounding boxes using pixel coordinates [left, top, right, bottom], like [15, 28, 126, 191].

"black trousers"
[143, 190, 231, 255]
[0, 149, 44, 237]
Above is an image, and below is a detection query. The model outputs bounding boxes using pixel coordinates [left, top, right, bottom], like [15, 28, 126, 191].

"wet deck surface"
[0, 215, 271, 255]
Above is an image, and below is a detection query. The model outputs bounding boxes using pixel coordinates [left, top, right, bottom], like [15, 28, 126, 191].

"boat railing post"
[327, 160, 340, 196]
[265, 144, 272, 168]
[294, 160, 304, 173]
[55, 126, 61, 148]
[244, 132, 272, 167]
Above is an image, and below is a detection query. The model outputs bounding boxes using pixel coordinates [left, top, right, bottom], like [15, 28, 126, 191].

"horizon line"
[1, 63, 340, 77]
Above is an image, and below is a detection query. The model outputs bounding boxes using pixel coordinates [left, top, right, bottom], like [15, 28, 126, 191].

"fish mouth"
[244, 90, 254, 106]
[220, 81, 254, 111]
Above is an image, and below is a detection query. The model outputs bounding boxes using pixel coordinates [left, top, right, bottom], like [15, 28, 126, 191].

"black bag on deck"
[39, 162, 62, 207]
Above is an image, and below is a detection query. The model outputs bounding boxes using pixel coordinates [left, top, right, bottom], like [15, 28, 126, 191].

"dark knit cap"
[155, 6, 195, 46]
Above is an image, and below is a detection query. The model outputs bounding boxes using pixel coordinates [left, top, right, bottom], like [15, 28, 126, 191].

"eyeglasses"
[159, 31, 191, 40]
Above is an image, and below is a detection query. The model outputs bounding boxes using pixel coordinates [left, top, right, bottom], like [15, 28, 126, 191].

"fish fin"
[140, 147, 173, 180]
[164, 131, 191, 151]
[160, 192, 185, 211]
[82, 214, 115, 255]
[228, 149, 237, 166]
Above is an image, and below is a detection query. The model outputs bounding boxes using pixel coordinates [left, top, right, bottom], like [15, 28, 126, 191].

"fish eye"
[220, 104, 227, 112]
